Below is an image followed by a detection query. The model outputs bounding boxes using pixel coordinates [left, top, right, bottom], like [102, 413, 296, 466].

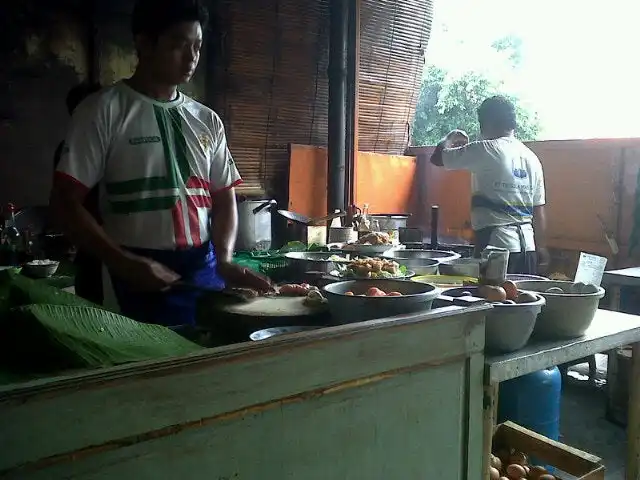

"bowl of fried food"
[331, 257, 415, 279]
[341, 231, 397, 254]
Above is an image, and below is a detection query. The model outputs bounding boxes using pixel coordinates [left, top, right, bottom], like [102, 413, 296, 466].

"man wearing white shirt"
[50, 0, 271, 325]
[430, 96, 549, 274]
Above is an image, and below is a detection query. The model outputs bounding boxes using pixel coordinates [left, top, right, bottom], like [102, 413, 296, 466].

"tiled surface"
[561, 359, 626, 479]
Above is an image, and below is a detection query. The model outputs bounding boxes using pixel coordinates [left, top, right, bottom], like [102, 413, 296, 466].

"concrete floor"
[561, 357, 626, 479]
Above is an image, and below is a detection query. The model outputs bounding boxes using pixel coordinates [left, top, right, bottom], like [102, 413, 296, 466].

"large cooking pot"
[323, 279, 440, 324]
[236, 199, 276, 251]
[370, 214, 410, 231]
[284, 251, 352, 281]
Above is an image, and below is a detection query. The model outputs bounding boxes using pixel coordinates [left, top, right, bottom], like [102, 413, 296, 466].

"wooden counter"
[0, 304, 490, 480]
[483, 309, 640, 480]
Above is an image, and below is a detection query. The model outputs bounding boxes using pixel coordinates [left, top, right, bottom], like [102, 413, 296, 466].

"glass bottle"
[1, 204, 21, 266]
[359, 203, 371, 232]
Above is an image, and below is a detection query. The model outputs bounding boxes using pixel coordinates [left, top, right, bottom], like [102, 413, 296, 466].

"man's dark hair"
[66, 82, 101, 114]
[477, 95, 517, 131]
[132, 0, 209, 40]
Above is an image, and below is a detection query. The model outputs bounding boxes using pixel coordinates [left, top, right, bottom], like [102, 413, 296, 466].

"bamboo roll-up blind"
[208, 0, 433, 193]
[209, 0, 329, 195]
[358, 0, 434, 154]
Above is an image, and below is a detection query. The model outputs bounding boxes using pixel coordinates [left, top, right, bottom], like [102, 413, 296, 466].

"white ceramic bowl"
[23, 260, 59, 278]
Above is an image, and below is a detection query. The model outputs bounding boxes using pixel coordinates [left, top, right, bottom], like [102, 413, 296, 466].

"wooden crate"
[492, 422, 605, 480]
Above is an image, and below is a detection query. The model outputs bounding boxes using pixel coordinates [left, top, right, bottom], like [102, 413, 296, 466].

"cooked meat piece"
[279, 284, 311, 296]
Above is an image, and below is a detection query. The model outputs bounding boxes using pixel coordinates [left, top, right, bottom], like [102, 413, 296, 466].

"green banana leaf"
[0, 269, 99, 316]
[1, 304, 203, 373]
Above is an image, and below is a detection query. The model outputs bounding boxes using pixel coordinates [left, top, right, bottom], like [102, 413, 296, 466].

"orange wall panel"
[354, 152, 416, 213]
[287, 144, 328, 219]
[288, 144, 417, 218]
[288, 139, 640, 265]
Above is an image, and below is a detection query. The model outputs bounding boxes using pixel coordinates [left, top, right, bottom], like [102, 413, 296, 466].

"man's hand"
[445, 129, 470, 148]
[112, 254, 181, 292]
[217, 261, 273, 293]
[537, 247, 551, 275]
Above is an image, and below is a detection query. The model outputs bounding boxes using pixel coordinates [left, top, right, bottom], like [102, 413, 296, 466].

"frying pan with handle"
[277, 210, 346, 226]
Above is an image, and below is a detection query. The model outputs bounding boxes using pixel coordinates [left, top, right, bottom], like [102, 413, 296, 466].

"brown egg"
[515, 292, 538, 304]
[490, 454, 502, 470]
[537, 475, 555, 480]
[528, 466, 548, 479]
[479, 285, 508, 302]
[506, 463, 526, 479]
[502, 280, 519, 300]
[489, 466, 500, 479]
[499, 478, 509, 480]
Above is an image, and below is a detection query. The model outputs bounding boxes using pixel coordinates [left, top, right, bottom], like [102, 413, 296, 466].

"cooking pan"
[277, 210, 346, 226]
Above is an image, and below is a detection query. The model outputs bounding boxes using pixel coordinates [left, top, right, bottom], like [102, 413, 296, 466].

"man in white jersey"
[50, 0, 272, 326]
[430, 96, 550, 274]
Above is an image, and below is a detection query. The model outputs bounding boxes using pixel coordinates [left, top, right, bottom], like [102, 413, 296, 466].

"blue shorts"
[110, 242, 225, 327]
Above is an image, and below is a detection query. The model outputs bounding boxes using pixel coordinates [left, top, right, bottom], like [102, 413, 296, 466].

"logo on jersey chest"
[512, 168, 528, 179]
[129, 136, 161, 145]
[198, 134, 212, 152]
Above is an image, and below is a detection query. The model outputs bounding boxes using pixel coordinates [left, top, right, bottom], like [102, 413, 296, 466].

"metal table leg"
[607, 285, 623, 421]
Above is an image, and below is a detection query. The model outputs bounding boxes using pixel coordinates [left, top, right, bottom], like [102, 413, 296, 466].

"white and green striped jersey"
[56, 81, 242, 250]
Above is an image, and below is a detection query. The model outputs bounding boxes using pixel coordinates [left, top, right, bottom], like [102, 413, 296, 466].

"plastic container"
[515, 280, 605, 338]
[438, 258, 482, 278]
[444, 286, 545, 352]
[411, 274, 477, 289]
[498, 367, 562, 441]
[506, 274, 548, 282]
[480, 247, 509, 285]
[233, 251, 288, 280]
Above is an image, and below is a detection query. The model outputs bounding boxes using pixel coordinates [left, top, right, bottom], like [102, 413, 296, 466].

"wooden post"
[482, 382, 499, 480]
[345, 0, 360, 208]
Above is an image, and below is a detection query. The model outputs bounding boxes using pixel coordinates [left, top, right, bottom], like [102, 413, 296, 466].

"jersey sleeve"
[441, 140, 496, 173]
[209, 113, 242, 193]
[533, 172, 546, 206]
[55, 95, 109, 190]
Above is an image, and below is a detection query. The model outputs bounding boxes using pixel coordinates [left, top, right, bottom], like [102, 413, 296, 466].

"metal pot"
[284, 251, 349, 279]
[382, 249, 461, 263]
[438, 258, 483, 278]
[323, 279, 440, 324]
[236, 199, 276, 251]
[399, 258, 440, 276]
[370, 214, 410, 231]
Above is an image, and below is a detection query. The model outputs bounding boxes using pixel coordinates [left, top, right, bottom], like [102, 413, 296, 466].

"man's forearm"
[211, 189, 238, 264]
[50, 193, 127, 271]
[533, 205, 548, 249]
